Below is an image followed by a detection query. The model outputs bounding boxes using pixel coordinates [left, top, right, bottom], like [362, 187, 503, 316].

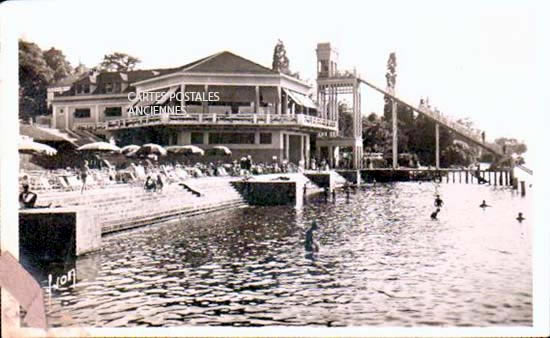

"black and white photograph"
[0, 0, 548, 337]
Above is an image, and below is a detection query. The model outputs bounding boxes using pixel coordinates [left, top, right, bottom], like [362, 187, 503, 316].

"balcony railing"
[76, 113, 337, 132]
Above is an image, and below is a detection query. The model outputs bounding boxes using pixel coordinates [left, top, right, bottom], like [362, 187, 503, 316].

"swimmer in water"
[434, 194, 444, 208]
[480, 200, 490, 208]
[305, 221, 319, 252]
[516, 212, 525, 222]
[431, 208, 440, 220]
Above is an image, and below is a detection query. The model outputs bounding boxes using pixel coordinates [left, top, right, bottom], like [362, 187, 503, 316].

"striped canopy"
[19, 139, 57, 156]
[77, 141, 121, 152]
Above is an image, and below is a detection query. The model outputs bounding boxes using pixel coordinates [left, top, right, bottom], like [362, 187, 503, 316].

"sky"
[9, 0, 547, 151]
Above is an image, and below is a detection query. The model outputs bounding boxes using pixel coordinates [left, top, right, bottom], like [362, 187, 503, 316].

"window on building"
[105, 82, 113, 93]
[74, 108, 91, 118]
[191, 132, 204, 145]
[209, 133, 255, 144]
[104, 107, 122, 117]
[260, 133, 272, 144]
[114, 82, 121, 93]
[76, 84, 90, 94]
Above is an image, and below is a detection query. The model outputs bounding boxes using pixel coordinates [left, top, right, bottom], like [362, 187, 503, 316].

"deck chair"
[57, 176, 71, 191]
[66, 175, 83, 190]
[39, 176, 53, 191]
[175, 168, 190, 180]
[134, 165, 147, 181]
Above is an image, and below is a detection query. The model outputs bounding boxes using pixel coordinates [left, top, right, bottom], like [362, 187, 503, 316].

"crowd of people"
[19, 154, 340, 204]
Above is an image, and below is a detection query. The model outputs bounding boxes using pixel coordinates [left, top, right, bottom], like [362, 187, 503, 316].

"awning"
[300, 94, 317, 109]
[283, 89, 317, 109]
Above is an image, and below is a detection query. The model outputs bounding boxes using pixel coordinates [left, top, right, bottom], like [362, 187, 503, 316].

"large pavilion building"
[50, 50, 339, 165]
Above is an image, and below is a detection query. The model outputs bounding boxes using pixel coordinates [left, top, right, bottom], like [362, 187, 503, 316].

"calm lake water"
[38, 179, 532, 327]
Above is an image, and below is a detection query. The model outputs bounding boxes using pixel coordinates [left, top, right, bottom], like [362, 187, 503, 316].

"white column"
[203, 85, 209, 114]
[180, 83, 186, 111]
[65, 105, 69, 129]
[52, 105, 57, 128]
[95, 104, 100, 124]
[276, 86, 282, 114]
[305, 134, 310, 168]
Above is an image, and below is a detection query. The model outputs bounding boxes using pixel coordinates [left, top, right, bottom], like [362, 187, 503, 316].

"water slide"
[357, 78, 533, 175]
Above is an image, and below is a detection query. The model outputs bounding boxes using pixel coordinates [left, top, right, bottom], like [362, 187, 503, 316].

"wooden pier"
[335, 168, 514, 186]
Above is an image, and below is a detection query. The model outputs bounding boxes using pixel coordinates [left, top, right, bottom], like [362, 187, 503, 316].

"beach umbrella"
[77, 141, 121, 153]
[121, 145, 140, 156]
[166, 145, 204, 156]
[136, 143, 167, 157]
[206, 146, 232, 156]
[18, 139, 57, 156]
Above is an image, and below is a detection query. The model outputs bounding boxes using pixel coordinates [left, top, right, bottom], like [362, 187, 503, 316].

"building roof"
[54, 50, 299, 98]
[179, 51, 277, 74]
[54, 68, 178, 97]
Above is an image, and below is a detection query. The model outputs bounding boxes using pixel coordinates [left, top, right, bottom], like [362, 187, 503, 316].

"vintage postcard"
[1, 0, 548, 337]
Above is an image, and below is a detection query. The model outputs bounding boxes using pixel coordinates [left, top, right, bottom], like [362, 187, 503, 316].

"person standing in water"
[480, 200, 490, 208]
[516, 212, 525, 222]
[434, 194, 444, 208]
[431, 208, 440, 220]
[305, 221, 319, 252]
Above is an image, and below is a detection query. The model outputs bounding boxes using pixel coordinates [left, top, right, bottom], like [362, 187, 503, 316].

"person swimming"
[434, 194, 444, 208]
[480, 200, 490, 208]
[305, 221, 319, 252]
[516, 212, 525, 222]
[430, 208, 440, 220]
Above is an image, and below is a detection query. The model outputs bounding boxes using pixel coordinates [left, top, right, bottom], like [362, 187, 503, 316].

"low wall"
[19, 207, 101, 260]
[359, 170, 412, 182]
[36, 177, 246, 234]
[304, 172, 331, 189]
[19, 178, 247, 260]
[232, 180, 303, 208]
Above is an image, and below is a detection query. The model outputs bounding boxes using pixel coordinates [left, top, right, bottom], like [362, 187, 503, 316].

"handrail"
[82, 113, 337, 131]
[516, 164, 533, 175]
[358, 78, 505, 158]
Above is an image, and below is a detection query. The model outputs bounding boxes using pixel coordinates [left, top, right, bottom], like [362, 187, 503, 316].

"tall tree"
[98, 52, 140, 72]
[19, 40, 53, 120]
[43, 47, 73, 82]
[383, 52, 397, 120]
[272, 39, 290, 75]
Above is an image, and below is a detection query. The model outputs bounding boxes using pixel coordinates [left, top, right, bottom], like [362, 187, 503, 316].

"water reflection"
[36, 182, 531, 327]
